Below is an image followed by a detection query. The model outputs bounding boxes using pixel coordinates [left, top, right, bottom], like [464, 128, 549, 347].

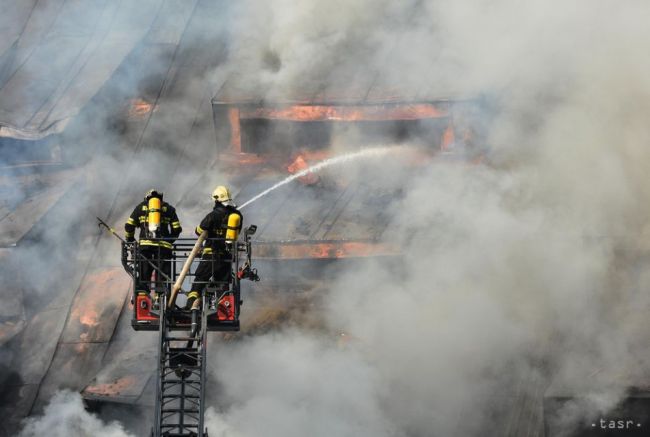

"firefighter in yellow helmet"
[186, 186, 242, 309]
[125, 189, 182, 308]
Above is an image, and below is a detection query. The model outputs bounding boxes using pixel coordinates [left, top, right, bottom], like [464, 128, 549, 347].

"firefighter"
[125, 189, 182, 309]
[186, 185, 242, 310]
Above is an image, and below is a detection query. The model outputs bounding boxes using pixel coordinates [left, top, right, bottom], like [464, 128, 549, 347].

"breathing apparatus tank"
[225, 213, 240, 242]
[148, 196, 162, 236]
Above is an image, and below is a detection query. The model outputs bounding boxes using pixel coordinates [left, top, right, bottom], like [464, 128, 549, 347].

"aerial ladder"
[119, 225, 259, 437]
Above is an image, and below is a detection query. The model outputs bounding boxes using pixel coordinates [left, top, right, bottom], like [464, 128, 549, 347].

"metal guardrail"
[119, 226, 258, 437]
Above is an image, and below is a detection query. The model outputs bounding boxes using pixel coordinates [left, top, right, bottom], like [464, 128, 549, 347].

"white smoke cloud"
[198, 1, 650, 435]
[205, 330, 394, 437]
[18, 391, 134, 437]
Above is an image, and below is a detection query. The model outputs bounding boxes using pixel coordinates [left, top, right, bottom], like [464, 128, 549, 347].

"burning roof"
[211, 70, 485, 163]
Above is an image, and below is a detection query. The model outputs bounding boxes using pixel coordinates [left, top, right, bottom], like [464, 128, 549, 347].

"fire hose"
[168, 230, 207, 309]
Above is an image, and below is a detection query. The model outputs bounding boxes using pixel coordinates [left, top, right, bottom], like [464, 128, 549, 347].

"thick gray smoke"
[0, 1, 232, 434]
[5, 0, 650, 436]
[205, 330, 394, 437]
[198, 1, 650, 436]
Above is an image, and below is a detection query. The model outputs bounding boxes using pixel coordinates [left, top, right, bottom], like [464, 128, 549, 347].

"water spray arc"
[239, 146, 401, 209]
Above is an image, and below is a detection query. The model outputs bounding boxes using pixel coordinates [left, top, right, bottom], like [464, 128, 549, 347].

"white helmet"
[212, 185, 232, 203]
[144, 189, 163, 201]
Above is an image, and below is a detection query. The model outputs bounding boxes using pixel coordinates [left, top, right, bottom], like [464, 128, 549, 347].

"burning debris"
[253, 240, 400, 260]
[286, 153, 320, 185]
[213, 98, 467, 162]
[127, 98, 156, 119]
[83, 376, 139, 399]
[237, 102, 449, 121]
[67, 269, 130, 343]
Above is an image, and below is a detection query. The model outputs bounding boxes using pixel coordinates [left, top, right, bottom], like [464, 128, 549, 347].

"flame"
[254, 241, 400, 260]
[239, 103, 448, 122]
[290, 149, 330, 161]
[84, 375, 138, 397]
[441, 123, 455, 151]
[79, 309, 100, 328]
[219, 152, 267, 166]
[68, 268, 130, 341]
[228, 108, 242, 152]
[128, 98, 155, 118]
[287, 154, 320, 185]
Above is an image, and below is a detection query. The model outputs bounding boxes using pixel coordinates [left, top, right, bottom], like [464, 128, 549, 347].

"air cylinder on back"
[148, 197, 161, 235]
[225, 213, 240, 242]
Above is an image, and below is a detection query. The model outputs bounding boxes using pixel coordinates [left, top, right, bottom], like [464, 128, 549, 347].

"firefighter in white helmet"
[186, 185, 242, 309]
[125, 189, 182, 309]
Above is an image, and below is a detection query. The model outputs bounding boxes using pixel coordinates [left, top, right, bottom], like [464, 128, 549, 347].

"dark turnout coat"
[125, 200, 182, 249]
[195, 202, 242, 254]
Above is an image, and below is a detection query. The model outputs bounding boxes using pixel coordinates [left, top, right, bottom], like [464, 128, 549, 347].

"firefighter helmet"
[212, 185, 232, 203]
[145, 189, 163, 201]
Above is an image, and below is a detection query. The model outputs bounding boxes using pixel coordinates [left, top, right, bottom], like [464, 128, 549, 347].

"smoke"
[1, 1, 233, 433]
[205, 330, 394, 437]
[18, 391, 134, 437]
[197, 1, 650, 436]
[4, 0, 650, 435]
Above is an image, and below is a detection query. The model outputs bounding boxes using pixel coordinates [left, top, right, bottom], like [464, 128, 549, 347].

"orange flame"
[68, 268, 130, 342]
[79, 310, 100, 328]
[84, 375, 138, 397]
[128, 98, 155, 118]
[254, 241, 400, 260]
[239, 103, 448, 122]
[287, 154, 320, 185]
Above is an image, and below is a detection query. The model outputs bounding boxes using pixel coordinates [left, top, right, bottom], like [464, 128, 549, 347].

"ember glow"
[253, 240, 400, 259]
[84, 376, 139, 397]
[5, 1, 649, 436]
[238, 103, 449, 121]
[228, 108, 242, 151]
[128, 98, 155, 119]
[239, 147, 401, 209]
[79, 309, 100, 328]
[68, 268, 130, 341]
[287, 154, 319, 185]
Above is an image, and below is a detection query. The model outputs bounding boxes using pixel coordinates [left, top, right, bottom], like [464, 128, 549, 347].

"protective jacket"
[195, 202, 242, 255]
[125, 200, 182, 249]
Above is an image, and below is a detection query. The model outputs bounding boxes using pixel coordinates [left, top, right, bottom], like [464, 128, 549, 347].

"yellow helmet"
[212, 185, 232, 203]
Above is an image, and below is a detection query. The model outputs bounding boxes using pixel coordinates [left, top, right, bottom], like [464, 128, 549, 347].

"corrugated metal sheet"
[0, 0, 163, 139]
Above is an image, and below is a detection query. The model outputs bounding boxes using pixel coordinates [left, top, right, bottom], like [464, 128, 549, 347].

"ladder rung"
[160, 418, 200, 425]
[156, 302, 209, 436]
[162, 380, 201, 386]
[161, 377, 201, 382]
[158, 431, 196, 437]
[160, 426, 199, 431]
[160, 431, 199, 434]
[161, 408, 200, 413]
[161, 371, 201, 378]
[161, 424, 199, 429]
[159, 432, 199, 436]
[167, 348, 200, 353]
[163, 366, 201, 371]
